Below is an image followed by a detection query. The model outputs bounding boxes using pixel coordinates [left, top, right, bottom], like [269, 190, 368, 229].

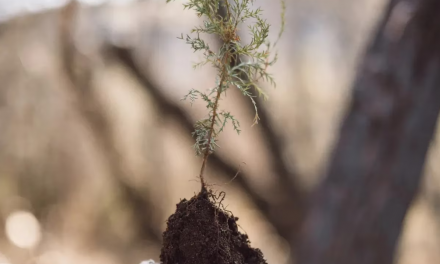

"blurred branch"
[109, 45, 300, 241]
[218, 3, 294, 184]
[219, 2, 305, 240]
[296, 0, 440, 263]
[59, 1, 162, 245]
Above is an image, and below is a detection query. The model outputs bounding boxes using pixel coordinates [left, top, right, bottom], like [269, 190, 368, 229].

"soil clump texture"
[160, 189, 267, 264]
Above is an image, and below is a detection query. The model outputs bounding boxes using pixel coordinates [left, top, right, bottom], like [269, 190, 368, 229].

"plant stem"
[198, 2, 234, 192]
[199, 63, 228, 192]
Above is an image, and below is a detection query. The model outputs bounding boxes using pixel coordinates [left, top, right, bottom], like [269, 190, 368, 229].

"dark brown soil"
[160, 189, 267, 264]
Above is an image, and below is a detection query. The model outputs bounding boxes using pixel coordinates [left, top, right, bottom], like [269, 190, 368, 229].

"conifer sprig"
[166, 0, 284, 191]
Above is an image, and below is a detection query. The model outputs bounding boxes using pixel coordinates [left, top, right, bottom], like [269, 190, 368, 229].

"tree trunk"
[295, 0, 440, 263]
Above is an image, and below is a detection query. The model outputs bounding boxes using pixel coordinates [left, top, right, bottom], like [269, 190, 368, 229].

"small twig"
[223, 162, 246, 185]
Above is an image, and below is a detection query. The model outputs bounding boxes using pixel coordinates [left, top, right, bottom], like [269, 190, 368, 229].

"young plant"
[166, 0, 285, 192]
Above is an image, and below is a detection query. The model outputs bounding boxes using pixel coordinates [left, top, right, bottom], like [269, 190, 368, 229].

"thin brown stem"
[199, 64, 228, 192]
[198, 2, 236, 193]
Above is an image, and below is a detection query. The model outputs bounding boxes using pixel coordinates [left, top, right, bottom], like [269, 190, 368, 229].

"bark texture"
[295, 0, 440, 263]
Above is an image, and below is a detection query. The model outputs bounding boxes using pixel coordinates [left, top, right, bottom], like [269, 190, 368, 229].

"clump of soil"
[160, 189, 267, 264]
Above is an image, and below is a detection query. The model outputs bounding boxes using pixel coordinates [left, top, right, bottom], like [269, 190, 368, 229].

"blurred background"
[0, 0, 439, 263]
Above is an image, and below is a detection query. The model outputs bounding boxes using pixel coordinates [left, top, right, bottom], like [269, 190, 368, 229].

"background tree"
[296, 0, 440, 263]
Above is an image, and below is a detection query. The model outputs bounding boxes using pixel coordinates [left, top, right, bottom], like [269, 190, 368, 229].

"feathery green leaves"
[166, 0, 284, 157]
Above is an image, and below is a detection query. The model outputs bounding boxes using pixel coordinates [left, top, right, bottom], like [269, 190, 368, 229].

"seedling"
[160, 1, 285, 263]
[166, 0, 285, 191]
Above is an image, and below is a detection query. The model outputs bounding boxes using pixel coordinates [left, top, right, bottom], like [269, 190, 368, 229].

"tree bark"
[295, 0, 440, 263]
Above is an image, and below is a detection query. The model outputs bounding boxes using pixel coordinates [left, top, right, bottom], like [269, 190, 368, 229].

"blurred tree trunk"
[295, 0, 440, 264]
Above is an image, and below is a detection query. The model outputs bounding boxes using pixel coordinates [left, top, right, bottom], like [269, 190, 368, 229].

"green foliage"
[167, 0, 284, 159]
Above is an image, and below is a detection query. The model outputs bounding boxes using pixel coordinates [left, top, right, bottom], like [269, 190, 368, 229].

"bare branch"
[59, 1, 162, 245]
